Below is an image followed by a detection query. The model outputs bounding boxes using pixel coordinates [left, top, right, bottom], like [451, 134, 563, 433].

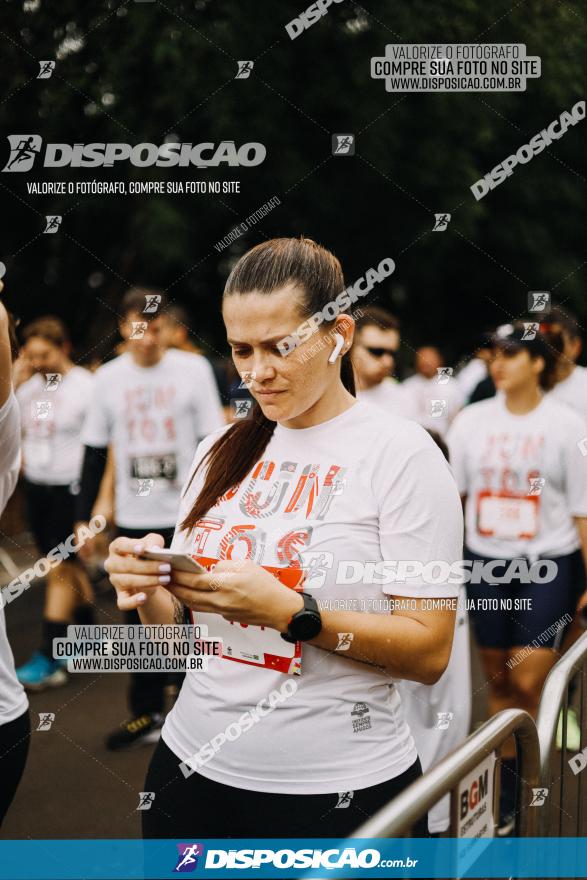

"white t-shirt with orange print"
[163, 399, 463, 794]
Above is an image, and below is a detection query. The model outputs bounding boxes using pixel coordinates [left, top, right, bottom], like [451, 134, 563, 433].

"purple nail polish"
[159, 563, 171, 573]
[159, 575, 171, 585]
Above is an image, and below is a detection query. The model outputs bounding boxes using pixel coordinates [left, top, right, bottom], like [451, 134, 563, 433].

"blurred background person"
[457, 333, 494, 404]
[159, 303, 202, 355]
[14, 317, 95, 691]
[447, 323, 587, 834]
[546, 304, 587, 421]
[75, 287, 224, 750]
[352, 306, 414, 417]
[160, 302, 231, 422]
[402, 345, 463, 438]
[0, 287, 30, 827]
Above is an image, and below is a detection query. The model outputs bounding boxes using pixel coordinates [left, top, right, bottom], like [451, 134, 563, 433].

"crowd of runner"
[1, 242, 586, 840]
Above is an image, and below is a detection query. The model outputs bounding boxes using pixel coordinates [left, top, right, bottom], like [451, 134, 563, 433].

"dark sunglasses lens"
[366, 347, 395, 358]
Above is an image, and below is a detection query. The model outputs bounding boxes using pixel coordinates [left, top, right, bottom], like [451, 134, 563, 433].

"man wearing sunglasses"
[352, 306, 415, 418]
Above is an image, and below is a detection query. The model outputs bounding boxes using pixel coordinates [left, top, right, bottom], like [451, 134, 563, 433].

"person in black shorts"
[448, 322, 587, 833]
[76, 288, 224, 749]
[15, 318, 95, 691]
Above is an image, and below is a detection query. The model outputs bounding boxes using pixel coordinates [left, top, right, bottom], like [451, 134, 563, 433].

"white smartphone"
[140, 547, 207, 574]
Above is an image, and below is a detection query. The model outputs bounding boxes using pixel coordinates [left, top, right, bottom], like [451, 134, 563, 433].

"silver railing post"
[349, 709, 540, 839]
[535, 630, 587, 836]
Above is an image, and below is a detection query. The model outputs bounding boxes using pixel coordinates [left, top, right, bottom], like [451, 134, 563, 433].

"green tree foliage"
[0, 0, 585, 365]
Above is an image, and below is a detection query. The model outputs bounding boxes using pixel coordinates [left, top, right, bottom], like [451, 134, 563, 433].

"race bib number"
[130, 453, 177, 481]
[477, 491, 539, 540]
[189, 555, 305, 675]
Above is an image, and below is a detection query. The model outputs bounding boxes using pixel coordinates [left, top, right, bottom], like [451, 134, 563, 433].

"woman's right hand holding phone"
[104, 533, 172, 611]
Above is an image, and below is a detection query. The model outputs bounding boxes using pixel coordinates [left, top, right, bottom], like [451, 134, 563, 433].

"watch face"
[291, 611, 322, 641]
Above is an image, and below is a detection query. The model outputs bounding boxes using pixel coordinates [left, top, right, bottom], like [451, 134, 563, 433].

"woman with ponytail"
[105, 237, 463, 840]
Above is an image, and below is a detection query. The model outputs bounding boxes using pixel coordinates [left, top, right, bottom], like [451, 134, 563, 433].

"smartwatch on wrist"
[280, 592, 322, 643]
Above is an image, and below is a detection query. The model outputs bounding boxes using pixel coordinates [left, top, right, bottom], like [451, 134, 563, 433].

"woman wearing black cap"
[447, 322, 587, 834]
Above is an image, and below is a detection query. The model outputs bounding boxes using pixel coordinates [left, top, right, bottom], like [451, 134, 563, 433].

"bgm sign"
[456, 752, 496, 838]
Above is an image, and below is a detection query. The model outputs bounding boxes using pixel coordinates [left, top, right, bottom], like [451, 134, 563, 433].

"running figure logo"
[3, 135, 42, 172]
[130, 321, 148, 339]
[332, 134, 355, 155]
[136, 479, 154, 497]
[143, 294, 161, 313]
[231, 399, 252, 419]
[530, 787, 549, 806]
[36, 712, 55, 731]
[335, 791, 354, 809]
[336, 632, 354, 651]
[522, 322, 539, 340]
[37, 61, 55, 79]
[433, 213, 451, 231]
[435, 712, 454, 730]
[174, 843, 204, 872]
[429, 399, 447, 419]
[528, 477, 545, 496]
[44, 215, 62, 234]
[299, 550, 333, 588]
[33, 400, 52, 420]
[238, 370, 256, 390]
[44, 373, 62, 391]
[136, 792, 155, 811]
[436, 367, 453, 384]
[236, 61, 254, 79]
[528, 291, 550, 313]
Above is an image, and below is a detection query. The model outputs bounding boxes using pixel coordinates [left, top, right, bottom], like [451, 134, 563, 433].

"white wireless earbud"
[328, 333, 345, 364]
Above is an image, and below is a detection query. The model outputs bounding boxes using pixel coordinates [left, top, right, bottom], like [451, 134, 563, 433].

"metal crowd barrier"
[348, 631, 587, 842]
[535, 630, 587, 837]
[349, 709, 540, 838]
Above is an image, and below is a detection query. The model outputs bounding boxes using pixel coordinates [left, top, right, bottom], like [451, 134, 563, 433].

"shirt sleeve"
[563, 413, 587, 517]
[80, 375, 112, 447]
[446, 410, 470, 496]
[191, 357, 226, 439]
[375, 423, 464, 598]
[0, 393, 21, 517]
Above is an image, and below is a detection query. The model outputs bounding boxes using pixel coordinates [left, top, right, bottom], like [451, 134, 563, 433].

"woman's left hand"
[164, 558, 304, 632]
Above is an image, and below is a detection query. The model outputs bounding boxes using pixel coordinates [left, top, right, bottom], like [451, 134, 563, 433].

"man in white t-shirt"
[352, 306, 415, 418]
[402, 346, 463, 439]
[0, 293, 30, 827]
[76, 287, 225, 749]
[14, 317, 95, 691]
[547, 305, 587, 421]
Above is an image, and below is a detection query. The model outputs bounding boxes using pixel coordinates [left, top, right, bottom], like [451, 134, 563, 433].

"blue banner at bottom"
[0, 838, 586, 879]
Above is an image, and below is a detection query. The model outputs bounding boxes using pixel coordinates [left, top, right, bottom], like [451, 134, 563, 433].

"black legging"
[118, 526, 182, 716]
[0, 709, 30, 828]
[142, 736, 428, 839]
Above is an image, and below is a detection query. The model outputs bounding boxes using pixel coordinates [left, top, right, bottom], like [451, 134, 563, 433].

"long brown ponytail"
[180, 237, 355, 532]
